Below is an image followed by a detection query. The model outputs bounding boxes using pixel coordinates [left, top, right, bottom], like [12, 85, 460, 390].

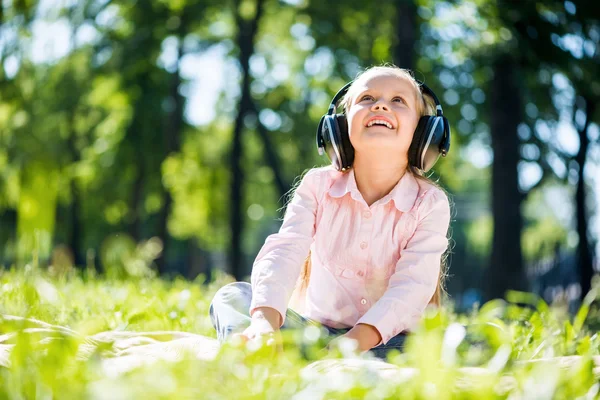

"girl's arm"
[355, 189, 451, 348]
[343, 323, 382, 352]
[249, 169, 322, 327]
[251, 306, 282, 328]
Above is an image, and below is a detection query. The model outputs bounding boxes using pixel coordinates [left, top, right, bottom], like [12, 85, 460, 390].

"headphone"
[316, 80, 451, 172]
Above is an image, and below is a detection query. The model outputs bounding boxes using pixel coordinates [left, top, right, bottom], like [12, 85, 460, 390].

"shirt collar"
[326, 168, 420, 212]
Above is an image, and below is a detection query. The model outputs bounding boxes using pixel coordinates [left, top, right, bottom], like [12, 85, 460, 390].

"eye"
[393, 96, 406, 104]
[359, 94, 374, 101]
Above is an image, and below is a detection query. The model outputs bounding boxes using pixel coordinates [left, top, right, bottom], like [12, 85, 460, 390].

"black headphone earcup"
[409, 116, 431, 170]
[333, 114, 354, 170]
[409, 116, 446, 171]
[316, 116, 326, 155]
[319, 115, 344, 171]
[316, 113, 354, 172]
[441, 116, 451, 155]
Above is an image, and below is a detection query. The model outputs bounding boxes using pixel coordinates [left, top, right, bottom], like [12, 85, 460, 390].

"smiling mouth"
[366, 119, 394, 129]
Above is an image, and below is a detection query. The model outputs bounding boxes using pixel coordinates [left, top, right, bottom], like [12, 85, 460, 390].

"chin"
[353, 134, 399, 148]
[353, 142, 406, 156]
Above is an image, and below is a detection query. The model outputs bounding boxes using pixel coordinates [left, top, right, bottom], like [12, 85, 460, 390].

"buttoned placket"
[358, 206, 373, 265]
[357, 205, 374, 311]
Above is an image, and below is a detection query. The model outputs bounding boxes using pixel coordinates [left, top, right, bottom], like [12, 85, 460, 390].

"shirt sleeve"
[249, 168, 322, 326]
[356, 189, 451, 346]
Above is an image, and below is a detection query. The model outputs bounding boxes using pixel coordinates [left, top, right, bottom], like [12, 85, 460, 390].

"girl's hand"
[232, 307, 283, 351]
[324, 324, 381, 355]
[235, 319, 279, 343]
[325, 334, 360, 354]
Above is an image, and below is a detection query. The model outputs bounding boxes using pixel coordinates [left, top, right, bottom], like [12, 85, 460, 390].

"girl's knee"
[209, 282, 253, 329]
[211, 281, 252, 305]
[216, 281, 251, 295]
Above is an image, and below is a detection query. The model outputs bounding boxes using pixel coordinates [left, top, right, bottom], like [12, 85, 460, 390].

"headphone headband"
[327, 81, 354, 115]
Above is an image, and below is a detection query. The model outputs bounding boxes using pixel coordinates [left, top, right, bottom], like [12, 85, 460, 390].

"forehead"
[352, 74, 418, 98]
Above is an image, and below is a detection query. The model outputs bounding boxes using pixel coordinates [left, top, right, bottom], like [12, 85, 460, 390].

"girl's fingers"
[231, 331, 283, 354]
[231, 332, 249, 343]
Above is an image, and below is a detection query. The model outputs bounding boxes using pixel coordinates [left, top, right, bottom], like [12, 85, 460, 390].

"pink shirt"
[250, 166, 451, 345]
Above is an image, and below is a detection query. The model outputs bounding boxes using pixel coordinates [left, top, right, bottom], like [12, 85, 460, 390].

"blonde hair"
[290, 65, 451, 312]
[340, 66, 436, 118]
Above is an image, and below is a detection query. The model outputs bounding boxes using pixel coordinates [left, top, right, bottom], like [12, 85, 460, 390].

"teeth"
[367, 119, 393, 129]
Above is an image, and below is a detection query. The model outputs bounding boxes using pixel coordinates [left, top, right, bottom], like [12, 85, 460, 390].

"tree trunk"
[486, 53, 526, 300]
[156, 36, 185, 275]
[124, 89, 150, 244]
[393, 0, 417, 69]
[129, 162, 144, 242]
[575, 96, 596, 299]
[67, 121, 85, 268]
[68, 180, 85, 267]
[0, 209, 17, 265]
[187, 238, 212, 282]
[229, 0, 265, 280]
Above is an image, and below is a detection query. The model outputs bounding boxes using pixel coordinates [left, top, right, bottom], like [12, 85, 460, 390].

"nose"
[371, 99, 390, 111]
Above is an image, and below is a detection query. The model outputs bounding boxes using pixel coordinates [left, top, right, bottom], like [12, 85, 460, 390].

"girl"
[209, 65, 452, 359]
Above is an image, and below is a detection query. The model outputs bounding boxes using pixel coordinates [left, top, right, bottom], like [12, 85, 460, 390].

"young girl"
[209, 65, 452, 359]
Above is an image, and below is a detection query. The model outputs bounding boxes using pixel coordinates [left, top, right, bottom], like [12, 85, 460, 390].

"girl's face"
[346, 73, 421, 161]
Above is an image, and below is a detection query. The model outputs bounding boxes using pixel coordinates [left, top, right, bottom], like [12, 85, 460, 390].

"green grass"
[1, 265, 600, 399]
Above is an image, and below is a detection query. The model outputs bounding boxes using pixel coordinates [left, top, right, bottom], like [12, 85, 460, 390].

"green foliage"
[16, 162, 59, 263]
[522, 217, 568, 262]
[100, 234, 162, 279]
[465, 215, 492, 258]
[0, 269, 600, 398]
[0, 0, 597, 314]
[163, 124, 232, 248]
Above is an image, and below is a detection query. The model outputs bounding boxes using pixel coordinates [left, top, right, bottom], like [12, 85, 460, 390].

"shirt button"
[360, 298, 367, 305]
[342, 269, 355, 278]
[360, 241, 368, 249]
[362, 211, 372, 218]
[357, 270, 364, 277]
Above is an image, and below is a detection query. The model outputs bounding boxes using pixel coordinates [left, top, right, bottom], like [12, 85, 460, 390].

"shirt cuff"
[356, 299, 409, 345]
[249, 283, 288, 328]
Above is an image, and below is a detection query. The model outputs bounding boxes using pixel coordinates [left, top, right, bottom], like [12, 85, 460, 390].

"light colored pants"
[209, 282, 407, 359]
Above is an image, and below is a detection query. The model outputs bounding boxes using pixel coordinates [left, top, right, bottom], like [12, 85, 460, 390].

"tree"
[228, 0, 266, 280]
[486, 52, 527, 298]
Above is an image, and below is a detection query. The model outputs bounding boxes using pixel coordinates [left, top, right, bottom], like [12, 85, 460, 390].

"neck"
[352, 154, 408, 207]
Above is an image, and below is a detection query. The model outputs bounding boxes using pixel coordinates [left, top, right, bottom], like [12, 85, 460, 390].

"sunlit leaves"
[16, 162, 60, 263]
[163, 126, 230, 247]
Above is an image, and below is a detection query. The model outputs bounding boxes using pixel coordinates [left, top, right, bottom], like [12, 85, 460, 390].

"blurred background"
[0, 0, 598, 311]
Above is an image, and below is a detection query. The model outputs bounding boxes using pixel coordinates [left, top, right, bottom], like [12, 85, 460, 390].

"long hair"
[290, 65, 453, 311]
